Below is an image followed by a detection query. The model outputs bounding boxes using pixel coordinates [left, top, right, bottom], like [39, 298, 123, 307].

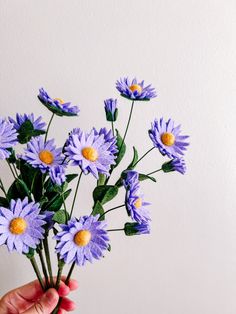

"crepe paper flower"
[0, 118, 18, 160]
[38, 88, 80, 117]
[65, 128, 117, 179]
[42, 211, 55, 230]
[21, 136, 64, 173]
[104, 98, 118, 121]
[162, 158, 186, 175]
[9, 113, 46, 131]
[49, 165, 66, 185]
[54, 215, 109, 266]
[124, 222, 150, 236]
[93, 127, 118, 155]
[0, 197, 46, 254]
[149, 118, 189, 159]
[116, 77, 157, 100]
[123, 170, 140, 190]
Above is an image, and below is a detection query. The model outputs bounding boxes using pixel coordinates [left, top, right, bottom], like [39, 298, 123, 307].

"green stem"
[29, 257, 45, 291]
[119, 100, 134, 154]
[12, 163, 18, 177]
[133, 147, 155, 167]
[107, 228, 125, 232]
[99, 204, 125, 221]
[70, 171, 83, 218]
[6, 160, 16, 179]
[0, 178, 7, 198]
[55, 262, 64, 290]
[43, 235, 54, 287]
[147, 168, 162, 176]
[111, 121, 115, 136]
[45, 113, 55, 142]
[37, 248, 50, 288]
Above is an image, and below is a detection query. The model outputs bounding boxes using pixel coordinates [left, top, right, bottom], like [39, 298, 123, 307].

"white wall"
[0, 1, 236, 313]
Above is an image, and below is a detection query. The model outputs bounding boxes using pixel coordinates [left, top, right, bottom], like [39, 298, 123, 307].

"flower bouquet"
[0, 77, 189, 313]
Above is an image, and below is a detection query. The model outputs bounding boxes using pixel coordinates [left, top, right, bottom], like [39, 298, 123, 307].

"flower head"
[149, 118, 189, 159]
[124, 222, 150, 236]
[38, 88, 80, 117]
[123, 171, 151, 224]
[9, 113, 46, 131]
[0, 198, 45, 254]
[21, 136, 64, 173]
[65, 128, 117, 179]
[93, 127, 118, 155]
[42, 211, 55, 230]
[49, 165, 66, 185]
[116, 77, 156, 100]
[104, 98, 118, 121]
[54, 215, 109, 266]
[0, 118, 18, 160]
[162, 158, 186, 175]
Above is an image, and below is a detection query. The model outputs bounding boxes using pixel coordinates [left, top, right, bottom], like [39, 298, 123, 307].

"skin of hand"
[0, 277, 78, 314]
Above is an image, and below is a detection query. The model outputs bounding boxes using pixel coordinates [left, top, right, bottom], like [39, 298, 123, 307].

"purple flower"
[149, 118, 189, 159]
[162, 158, 186, 175]
[65, 128, 117, 179]
[104, 98, 118, 121]
[21, 136, 64, 173]
[49, 165, 66, 185]
[116, 77, 156, 100]
[93, 128, 118, 155]
[9, 113, 46, 131]
[0, 198, 45, 254]
[54, 215, 109, 266]
[124, 222, 150, 236]
[123, 171, 151, 224]
[38, 88, 80, 117]
[0, 118, 18, 160]
[42, 211, 55, 230]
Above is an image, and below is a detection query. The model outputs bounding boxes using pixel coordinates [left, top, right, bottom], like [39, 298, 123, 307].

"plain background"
[0, 1, 236, 313]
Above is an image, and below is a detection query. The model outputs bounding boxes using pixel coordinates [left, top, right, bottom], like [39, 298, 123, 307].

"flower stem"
[6, 160, 16, 179]
[133, 147, 155, 167]
[111, 121, 115, 136]
[99, 204, 125, 220]
[119, 100, 134, 154]
[70, 171, 83, 218]
[147, 168, 162, 176]
[45, 113, 55, 142]
[55, 262, 64, 290]
[37, 247, 50, 288]
[29, 257, 45, 291]
[11, 163, 18, 177]
[43, 235, 54, 287]
[107, 228, 125, 232]
[0, 178, 7, 198]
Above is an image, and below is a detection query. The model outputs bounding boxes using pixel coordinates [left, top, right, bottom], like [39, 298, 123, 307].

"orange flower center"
[129, 84, 142, 94]
[161, 132, 175, 146]
[54, 98, 65, 104]
[134, 198, 142, 208]
[39, 150, 54, 165]
[9, 218, 27, 235]
[74, 230, 91, 247]
[82, 147, 98, 162]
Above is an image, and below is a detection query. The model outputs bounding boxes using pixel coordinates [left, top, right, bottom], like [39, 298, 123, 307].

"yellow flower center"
[129, 84, 142, 94]
[74, 230, 91, 247]
[161, 132, 175, 146]
[54, 98, 65, 104]
[39, 150, 54, 165]
[134, 198, 142, 208]
[82, 147, 98, 162]
[9, 217, 27, 235]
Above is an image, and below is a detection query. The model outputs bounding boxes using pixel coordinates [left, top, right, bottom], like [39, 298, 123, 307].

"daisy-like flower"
[123, 171, 151, 224]
[54, 215, 109, 266]
[65, 128, 117, 179]
[93, 127, 118, 155]
[124, 222, 150, 236]
[104, 98, 118, 121]
[0, 118, 18, 160]
[116, 77, 156, 100]
[38, 88, 80, 117]
[49, 165, 66, 185]
[0, 198, 45, 254]
[162, 158, 186, 175]
[9, 113, 46, 131]
[149, 118, 189, 159]
[21, 136, 64, 173]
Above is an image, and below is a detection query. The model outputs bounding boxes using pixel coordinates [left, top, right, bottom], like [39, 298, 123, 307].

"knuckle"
[34, 301, 45, 314]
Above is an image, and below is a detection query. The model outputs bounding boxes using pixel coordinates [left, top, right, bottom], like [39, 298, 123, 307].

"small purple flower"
[124, 222, 150, 236]
[54, 215, 109, 266]
[42, 211, 55, 230]
[149, 118, 189, 159]
[21, 136, 64, 173]
[0, 118, 18, 160]
[116, 77, 157, 100]
[162, 158, 186, 175]
[93, 127, 118, 155]
[0, 198, 45, 254]
[9, 113, 46, 131]
[49, 165, 66, 185]
[104, 98, 118, 121]
[65, 128, 117, 179]
[38, 88, 80, 117]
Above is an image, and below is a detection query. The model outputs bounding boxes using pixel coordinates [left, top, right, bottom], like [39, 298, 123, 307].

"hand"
[0, 278, 78, 314]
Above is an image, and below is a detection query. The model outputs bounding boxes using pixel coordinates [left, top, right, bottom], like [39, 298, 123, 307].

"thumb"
[23, 288, 59, 314]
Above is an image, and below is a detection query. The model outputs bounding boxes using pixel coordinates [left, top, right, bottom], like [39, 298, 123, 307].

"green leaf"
[7, 148, 17, 164]
[53, 210, 69, 224]
[17, 120, 45, 144]
[44, 189, 71, 212]
[7, 178, 31, 200]
[0, 197, 9, 207]
[92, 201, 104, 218]
[138, 174, 156, 183]
[127, 146, 138, 169]
[93, 185, 118, 205]
[66, 174, 78, 183]
[115, 129, 126, 166]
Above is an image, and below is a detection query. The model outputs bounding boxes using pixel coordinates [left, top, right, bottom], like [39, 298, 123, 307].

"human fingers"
[60, 297, 76, 312]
